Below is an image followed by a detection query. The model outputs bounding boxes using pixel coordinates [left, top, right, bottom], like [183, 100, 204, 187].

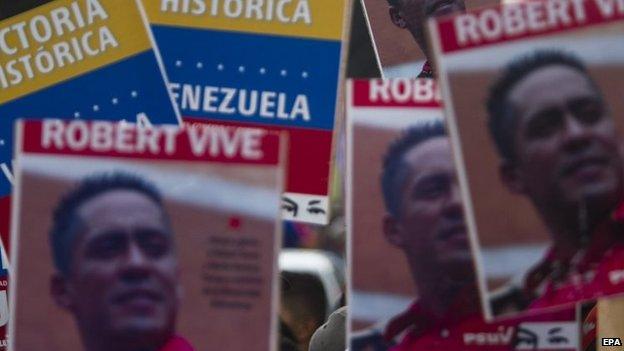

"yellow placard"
[0, 0, 152, 104]
[143, 0, 346, 41]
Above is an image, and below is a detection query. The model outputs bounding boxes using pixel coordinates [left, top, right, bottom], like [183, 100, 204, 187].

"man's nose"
[562, 115, 592, 153]
[443, 182, 464, 219]
[120, 242, 151, 281]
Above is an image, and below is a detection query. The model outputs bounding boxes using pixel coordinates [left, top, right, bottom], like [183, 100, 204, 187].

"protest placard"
[10, 119, 285, 351]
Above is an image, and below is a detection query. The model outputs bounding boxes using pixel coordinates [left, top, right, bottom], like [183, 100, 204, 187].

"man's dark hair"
[281, 271, 328, 332]
[487, 50, 594, 162]
[381, 119, 446, 217]
[50, 172, 165, 275]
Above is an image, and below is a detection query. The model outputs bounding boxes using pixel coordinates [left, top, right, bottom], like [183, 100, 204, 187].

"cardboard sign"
[430, 0, 624, 320]
[347, 78, 580, 351]
[358, 0, 499, 78]
[346, 78, 441, 334]
[10, 120, 284, 351]
[144, 0, 351, 224]
[597, 297, 624, 351]
[0, 0, 181, 248]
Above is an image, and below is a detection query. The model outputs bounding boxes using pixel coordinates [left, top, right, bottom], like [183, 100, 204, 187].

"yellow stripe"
[144, 0, 346, 41]
[0, 0, 152, 104]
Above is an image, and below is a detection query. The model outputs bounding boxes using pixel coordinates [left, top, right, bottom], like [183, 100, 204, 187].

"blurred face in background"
[503, 66, 623, 231]
[53, 190, 180, 349]
[385, 137, 472, 284]
[389, 0, 466, 56]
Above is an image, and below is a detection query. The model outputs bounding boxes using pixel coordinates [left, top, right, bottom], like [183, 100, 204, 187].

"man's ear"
[50, 273, 73, 311]
[389, 6, 407, 29]
[383, 214, 404, 248]
[500, 160, 526, 194]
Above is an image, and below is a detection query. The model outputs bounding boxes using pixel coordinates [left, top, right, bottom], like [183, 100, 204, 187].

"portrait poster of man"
[0, 0, 183, 259]
[9, 120, 285, 351]
[346, 78, 443, 340]
[430, 0, 624, 319]
[359, 0, 498, 78]
[346, 79, 579, 351]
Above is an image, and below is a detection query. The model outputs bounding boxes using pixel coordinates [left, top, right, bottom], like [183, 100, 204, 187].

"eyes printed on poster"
[306, 200, 325, 215]
[282, 197, 298, 217]
[282, 197, 326, 217]
[514, 327, 538, 350]
[513, 323, 577, 350]
[281, 193, 328, 224]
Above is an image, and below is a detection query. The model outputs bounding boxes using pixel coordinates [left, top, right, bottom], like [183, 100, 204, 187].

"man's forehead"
[77, 189, 164, 224]
[509, 65, 598, 112]
[397, 0, 423, 8]
[404, 137, 451, 166]
[401, 137, 453, 178]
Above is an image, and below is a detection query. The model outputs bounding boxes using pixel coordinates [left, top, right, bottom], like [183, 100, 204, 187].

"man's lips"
[438, 223, 468, 243]
[561, 156, 609, 178]
[112, 288, 163, 305]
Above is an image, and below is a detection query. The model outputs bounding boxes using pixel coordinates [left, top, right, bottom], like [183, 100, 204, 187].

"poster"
[144, 0, 351, 224]
[431, 0, 624, 319]
[10, 119, 284, 351]
[359, 0, 498, 78]
[0, 1, 180, 347]
[0, 0, 181, 247]
[596, 297, 624, 351]
[347, 78, 583, 351]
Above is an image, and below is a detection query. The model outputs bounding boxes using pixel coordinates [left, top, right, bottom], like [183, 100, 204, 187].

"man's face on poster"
[505, 66, 623, 213]
[390, 0, 465, 50]
[388, 137, 471, 274]
[56, 189, 179, 342]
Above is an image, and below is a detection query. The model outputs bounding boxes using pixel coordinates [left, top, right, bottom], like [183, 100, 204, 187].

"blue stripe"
[153, 25, 342, 130]
[0, 50, 179, 197]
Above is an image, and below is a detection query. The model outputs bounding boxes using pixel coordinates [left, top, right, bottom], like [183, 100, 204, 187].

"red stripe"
[352, 79, 442, 107]
[0, 196, 9, 257]
[21, 120, 281, 165]
[437, 0, 623, 53]
[184, 118, 332, 195]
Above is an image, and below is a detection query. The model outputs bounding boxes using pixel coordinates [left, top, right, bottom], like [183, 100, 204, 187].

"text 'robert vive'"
[39, 120, 268, 160]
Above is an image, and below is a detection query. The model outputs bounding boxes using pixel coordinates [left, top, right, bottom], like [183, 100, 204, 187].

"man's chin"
[563, 181, 621, 209]
[111, 318, 171, 338]
[441, 255, 476, 278]
[103, 322, 172, 351]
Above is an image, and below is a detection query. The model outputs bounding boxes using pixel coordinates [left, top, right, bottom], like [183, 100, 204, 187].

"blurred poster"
[143, 0, 351, 224]
[578, 296, 624, 351]
[431, 0, 624, 319]
[579, 300, 597, 351]
[596, 296, 624, 351]
[347, 79, 579, 351]
[0, 0, 181, 251]
[10, 120, 284, 351]
[0, 247, 7, 349]
[359, 0, 498, 78]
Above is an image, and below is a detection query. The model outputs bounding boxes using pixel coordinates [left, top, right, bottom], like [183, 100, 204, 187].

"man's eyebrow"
[413, 172, 449, 185]
[282, 197, 296, 206]
[548, 327, 562, 335]
[308, 200, 321, 206]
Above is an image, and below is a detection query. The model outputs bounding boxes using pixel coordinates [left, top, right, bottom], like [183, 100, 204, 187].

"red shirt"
[526, 202, 624, 310]
[418, 61, 433, 79]
[385, 301, 577, 351]
[159, 336, 194, 351]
